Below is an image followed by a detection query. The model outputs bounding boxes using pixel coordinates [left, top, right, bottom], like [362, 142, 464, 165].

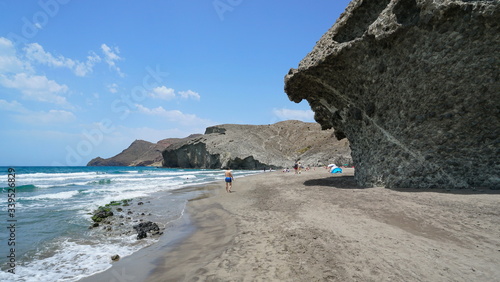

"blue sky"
[0, 0, 351, 166]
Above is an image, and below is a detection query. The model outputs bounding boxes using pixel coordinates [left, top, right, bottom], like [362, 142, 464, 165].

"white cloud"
[107, 83, 118, 93]
[74, 51, 101, 76]
[24, 43, 101, 77]
[273, 108, 315, 122]
[178, 90, 201, 100]
[0, 37, 71, 107]
[149, 86, 201, 101]
[0, 99, 76, 125]
[135, 104, 212, 126]
[0, 37, 31, 74]
[0, 99, 28, 113]
[24, 43, 75, 68]
[150, 86, 176, 100]
[101, 44, 124, 77]
[15, 109, 76, 124]
[0, 72, 70, 106]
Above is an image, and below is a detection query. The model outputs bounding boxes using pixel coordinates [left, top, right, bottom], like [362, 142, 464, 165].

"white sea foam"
[23, 190, 80, 200]
[0, 237, 149, 282]
[1, 167, 262, 281]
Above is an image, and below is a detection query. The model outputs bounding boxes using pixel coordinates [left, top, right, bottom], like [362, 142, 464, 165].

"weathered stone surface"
[285, 0, 499, 188]
[91, 206, 113, 223]
[87, 135, 201, 167]
[162, 120, 352, 169]
[133, 221, 160, 240]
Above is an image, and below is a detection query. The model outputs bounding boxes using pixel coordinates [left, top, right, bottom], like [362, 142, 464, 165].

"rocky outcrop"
[91, 206, 113, 223]
[285, 0, 499, 188]
[162, 120, 352, 169]
[133, 221, 161, 240]
[88, 199, 164, 243]
[87, 135, 201, 167]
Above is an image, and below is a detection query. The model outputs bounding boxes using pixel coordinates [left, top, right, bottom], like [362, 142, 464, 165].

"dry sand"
[145, 168, 500, 281]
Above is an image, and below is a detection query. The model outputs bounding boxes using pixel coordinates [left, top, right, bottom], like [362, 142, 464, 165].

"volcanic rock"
[91, 207, 114, 223]
[133, 221, 160, 240]
[285, 0, 499, 188]
[162, 120, 352, 169]
[87, 135, 201, 167]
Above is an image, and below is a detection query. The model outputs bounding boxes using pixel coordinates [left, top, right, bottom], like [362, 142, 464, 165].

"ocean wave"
[1, 184, 38, 192]
[0, 167, 263, 281]
[21, 171, 97, 179]
[178, 174, 197, 179]
[87, 179, 112, 185]
[23, 190, 80, 201]
[0, 237, 147, 282]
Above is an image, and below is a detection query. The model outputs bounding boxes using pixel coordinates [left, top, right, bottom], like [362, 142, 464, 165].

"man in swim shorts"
[224, 168, 234, 193]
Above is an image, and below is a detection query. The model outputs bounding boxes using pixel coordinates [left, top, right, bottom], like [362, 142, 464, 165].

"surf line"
[6, 168, 16, 275]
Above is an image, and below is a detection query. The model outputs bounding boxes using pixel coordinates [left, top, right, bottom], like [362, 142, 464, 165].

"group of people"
[293, 161, 302, 174]
[281, 161, 315, 174]
[223, 161, 340, 192]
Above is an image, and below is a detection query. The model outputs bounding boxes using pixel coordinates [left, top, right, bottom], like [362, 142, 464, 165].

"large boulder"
[133, 221, 161, 240]
[285, 0, 499, 188]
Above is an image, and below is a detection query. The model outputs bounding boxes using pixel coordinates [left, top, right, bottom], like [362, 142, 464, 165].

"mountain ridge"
[87, 120, 352, 169]
[162, 120, 352, 169]
[87, 134, 202, 167]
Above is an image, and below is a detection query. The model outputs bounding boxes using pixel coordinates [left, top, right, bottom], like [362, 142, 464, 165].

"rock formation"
[285, 0, 499, 188]
[133, 221, 161, 240]
[87, 135, 201, 167]
[162, 120, 352, 169]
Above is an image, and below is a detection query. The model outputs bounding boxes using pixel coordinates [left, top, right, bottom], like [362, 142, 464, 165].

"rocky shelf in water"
[88, 199, 165, 261]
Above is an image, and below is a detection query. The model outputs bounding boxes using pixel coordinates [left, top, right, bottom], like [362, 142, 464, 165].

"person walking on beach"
[224, 168, 234, 193]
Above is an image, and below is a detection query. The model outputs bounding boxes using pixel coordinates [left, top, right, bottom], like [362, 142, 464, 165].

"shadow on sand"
[304, 175, 500, 195]
[387, 187, 500, 195]
[304, 175, 366, 189]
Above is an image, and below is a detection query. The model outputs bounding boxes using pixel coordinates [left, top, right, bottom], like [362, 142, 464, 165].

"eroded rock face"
[87, 135, 202, 167]
[162, 120, 352, 169]
[285, 0, 499, 188]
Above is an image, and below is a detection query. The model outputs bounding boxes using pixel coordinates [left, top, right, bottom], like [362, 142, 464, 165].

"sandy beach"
[85, 168, 500, 281]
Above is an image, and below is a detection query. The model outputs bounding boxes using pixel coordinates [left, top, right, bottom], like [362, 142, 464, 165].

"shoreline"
[82, 168, 500, 281]
[77, 175, 244, 282]
[77, 181, 222, 282]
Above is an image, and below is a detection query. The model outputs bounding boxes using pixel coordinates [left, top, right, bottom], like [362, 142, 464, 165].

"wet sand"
[84, 168, 500, 281]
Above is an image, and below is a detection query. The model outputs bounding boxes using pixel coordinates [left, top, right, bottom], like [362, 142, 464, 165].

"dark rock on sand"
[91, 207, 114, 222]
[133, 221, 160, 240]
[285, 0, 499, 188]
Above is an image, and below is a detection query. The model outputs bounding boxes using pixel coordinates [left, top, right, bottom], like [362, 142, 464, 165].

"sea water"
[0, 166, 259, 281]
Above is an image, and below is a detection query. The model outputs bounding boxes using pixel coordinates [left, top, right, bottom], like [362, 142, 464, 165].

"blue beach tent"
[331, 167, 343, 173]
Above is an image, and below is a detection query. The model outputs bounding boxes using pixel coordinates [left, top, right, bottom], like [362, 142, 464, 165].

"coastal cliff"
[285, 0, 499, 188]
[87, 135, 201, 167]
[162, 120, 352, 169]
